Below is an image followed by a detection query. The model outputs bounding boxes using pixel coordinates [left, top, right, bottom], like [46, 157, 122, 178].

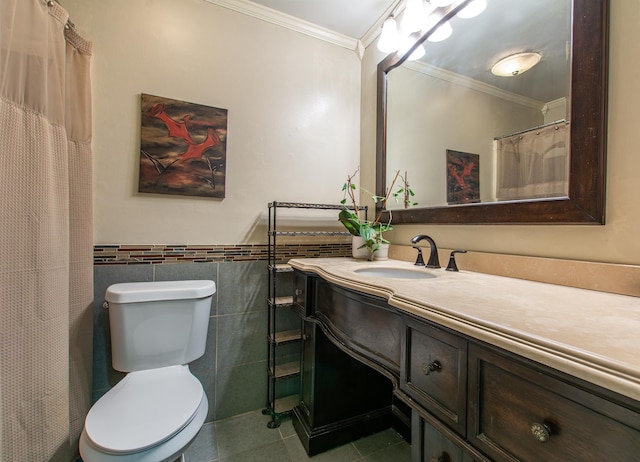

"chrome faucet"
[410, 234, 440, 269]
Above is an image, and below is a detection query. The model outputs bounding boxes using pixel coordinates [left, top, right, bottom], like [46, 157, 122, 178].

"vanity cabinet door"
[468, 344, 640, 462]
[402, 318, 468, 436]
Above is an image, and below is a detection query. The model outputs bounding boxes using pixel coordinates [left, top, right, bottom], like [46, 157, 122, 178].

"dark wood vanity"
[291, 268, 640, 462]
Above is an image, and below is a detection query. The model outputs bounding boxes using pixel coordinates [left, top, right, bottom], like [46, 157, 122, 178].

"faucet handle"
[446, 250, 467, 272]
[413, 246, 425, 266]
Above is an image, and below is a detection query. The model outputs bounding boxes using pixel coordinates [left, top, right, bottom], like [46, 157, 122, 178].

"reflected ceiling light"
[424, 14, 453, 42]
[377, 17, 401, 53]
[430, 0, 455, 6]
[427, 21, 452, 42]
[491, 52, 542, 77]
[399, 38, 426, 61]
[456, 0, 487, 19]
[401, 0, 429, 33]
[409, 44, 426, 60]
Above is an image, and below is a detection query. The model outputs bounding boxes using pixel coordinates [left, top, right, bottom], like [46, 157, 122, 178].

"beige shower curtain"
[0, 1, 93, 461]
[496, 121, 569, 201]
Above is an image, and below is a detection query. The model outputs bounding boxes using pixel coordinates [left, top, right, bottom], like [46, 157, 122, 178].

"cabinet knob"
[295, 288, 304, 296]
[430, 457, 444, 462]
[422, 360, 442, 375]
[530, 422, 552, 443]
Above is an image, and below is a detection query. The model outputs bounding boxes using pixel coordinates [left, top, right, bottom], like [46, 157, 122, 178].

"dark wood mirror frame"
[376, 0, 609, 224]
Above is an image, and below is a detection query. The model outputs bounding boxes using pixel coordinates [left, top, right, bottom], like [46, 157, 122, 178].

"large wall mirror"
[376, 0, 608, 224]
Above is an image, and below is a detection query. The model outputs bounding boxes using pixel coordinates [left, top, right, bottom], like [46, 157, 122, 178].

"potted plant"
[339, 169, 416, 261]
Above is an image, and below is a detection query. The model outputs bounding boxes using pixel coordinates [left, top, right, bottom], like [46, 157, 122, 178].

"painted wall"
[63, 0, 361, 245]
[362, 1, 640, 266]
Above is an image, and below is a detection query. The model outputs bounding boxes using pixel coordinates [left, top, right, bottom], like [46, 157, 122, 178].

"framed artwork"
[446, 150, 480, 205]
[139, 94, 227, 198]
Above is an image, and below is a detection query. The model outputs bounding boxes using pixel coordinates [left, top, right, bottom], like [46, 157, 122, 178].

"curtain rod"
[494, 119, 568, 141]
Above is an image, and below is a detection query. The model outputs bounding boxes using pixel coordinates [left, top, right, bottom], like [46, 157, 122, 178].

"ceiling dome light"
[401, 0, 429, 33]
[377, 17, 400, 53]
[456, 0, 487, 19]
[491, 52, 542, 77]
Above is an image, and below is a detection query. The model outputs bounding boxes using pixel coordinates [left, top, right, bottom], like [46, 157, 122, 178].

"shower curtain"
[495, 121, 569, 201]
[0, 1, 93, 461]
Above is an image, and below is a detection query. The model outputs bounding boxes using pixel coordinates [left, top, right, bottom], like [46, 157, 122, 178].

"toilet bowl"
[79, 366, 207, 462]
[80, 280, 215, 462]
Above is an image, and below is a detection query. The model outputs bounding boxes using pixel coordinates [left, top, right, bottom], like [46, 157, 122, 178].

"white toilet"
[79, 280, 216, 462]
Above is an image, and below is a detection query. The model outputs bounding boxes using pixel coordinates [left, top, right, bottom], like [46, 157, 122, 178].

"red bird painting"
[139, 94, 228, 198]
[446, 150, 480, 204]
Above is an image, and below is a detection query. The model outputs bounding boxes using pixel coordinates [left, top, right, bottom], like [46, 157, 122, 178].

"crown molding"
[204, 0, 359, 52]
[404, 60, 544, 110]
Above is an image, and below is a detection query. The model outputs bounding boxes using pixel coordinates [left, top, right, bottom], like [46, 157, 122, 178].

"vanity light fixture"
[491, 52, 542, 77]
[456, 0, 487, 19]
[377, 0, 473, 55]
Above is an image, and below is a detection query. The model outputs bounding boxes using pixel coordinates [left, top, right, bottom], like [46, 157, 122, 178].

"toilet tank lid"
[106, 280, 216, 303]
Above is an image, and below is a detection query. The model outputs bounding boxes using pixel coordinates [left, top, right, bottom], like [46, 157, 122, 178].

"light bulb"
[408, 44, 426, 61]
[457, 0, 487, 19]
[430, 0, 455, 6]
[377, 17, 400, 53]
[398, 38, 426, 61]
[401, 0, 429, 33]
[424, 14, 453, 42]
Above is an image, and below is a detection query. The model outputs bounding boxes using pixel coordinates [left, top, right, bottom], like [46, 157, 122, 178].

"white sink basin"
[354, 267, 437, 280]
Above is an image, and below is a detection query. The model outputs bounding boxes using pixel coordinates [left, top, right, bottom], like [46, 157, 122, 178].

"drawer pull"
[530, 422, 552, 443]
[422, 360, 442, 375]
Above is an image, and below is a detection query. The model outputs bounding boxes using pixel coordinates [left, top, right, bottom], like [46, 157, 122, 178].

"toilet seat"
[84, 365, 204, 454]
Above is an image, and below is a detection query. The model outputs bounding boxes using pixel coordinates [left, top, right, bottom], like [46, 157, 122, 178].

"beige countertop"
[288, 257, 640, 402]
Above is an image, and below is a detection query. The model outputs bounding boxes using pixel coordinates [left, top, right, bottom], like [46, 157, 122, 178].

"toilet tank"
[105, 280, 216, 372]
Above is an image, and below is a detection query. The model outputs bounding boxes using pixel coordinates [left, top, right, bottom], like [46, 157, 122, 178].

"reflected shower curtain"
[0, 1, 93, 461]
[496, 121, 569, 201]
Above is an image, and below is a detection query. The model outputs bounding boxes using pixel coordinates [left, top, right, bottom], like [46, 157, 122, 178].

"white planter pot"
[374, 243, 389, 261]
[352, 236, 370, 259]
[352, 236, 389, 261]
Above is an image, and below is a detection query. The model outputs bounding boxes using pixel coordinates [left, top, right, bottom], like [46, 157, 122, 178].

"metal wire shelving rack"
[263, 201, 366, 428]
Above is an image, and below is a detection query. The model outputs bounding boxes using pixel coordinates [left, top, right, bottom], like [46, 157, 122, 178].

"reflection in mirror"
[377, 0, 608, 224]
[385, 0, 572, 210]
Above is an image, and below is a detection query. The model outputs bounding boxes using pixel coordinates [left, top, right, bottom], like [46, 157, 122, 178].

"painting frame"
[446, 149, 480, 205]
[139, 93, 228, 199]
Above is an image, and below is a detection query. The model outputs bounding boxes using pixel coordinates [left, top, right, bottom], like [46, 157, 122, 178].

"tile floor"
[183, 408, 412, 462]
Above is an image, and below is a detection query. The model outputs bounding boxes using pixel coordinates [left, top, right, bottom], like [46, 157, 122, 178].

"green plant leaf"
[338, 209, 361, 237]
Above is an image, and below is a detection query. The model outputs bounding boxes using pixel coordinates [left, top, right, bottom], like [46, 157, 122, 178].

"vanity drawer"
[412, 410, 483, 462]
[401, 318, 467, 436]
[468, 345, 640, 462]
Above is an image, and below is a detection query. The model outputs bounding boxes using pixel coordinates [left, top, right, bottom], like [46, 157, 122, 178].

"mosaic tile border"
[94, 243, 351, 265]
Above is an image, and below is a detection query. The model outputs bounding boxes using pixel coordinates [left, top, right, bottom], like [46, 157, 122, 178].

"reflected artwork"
[139, 94, 227, 198]
[446, 150, 479, 205]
